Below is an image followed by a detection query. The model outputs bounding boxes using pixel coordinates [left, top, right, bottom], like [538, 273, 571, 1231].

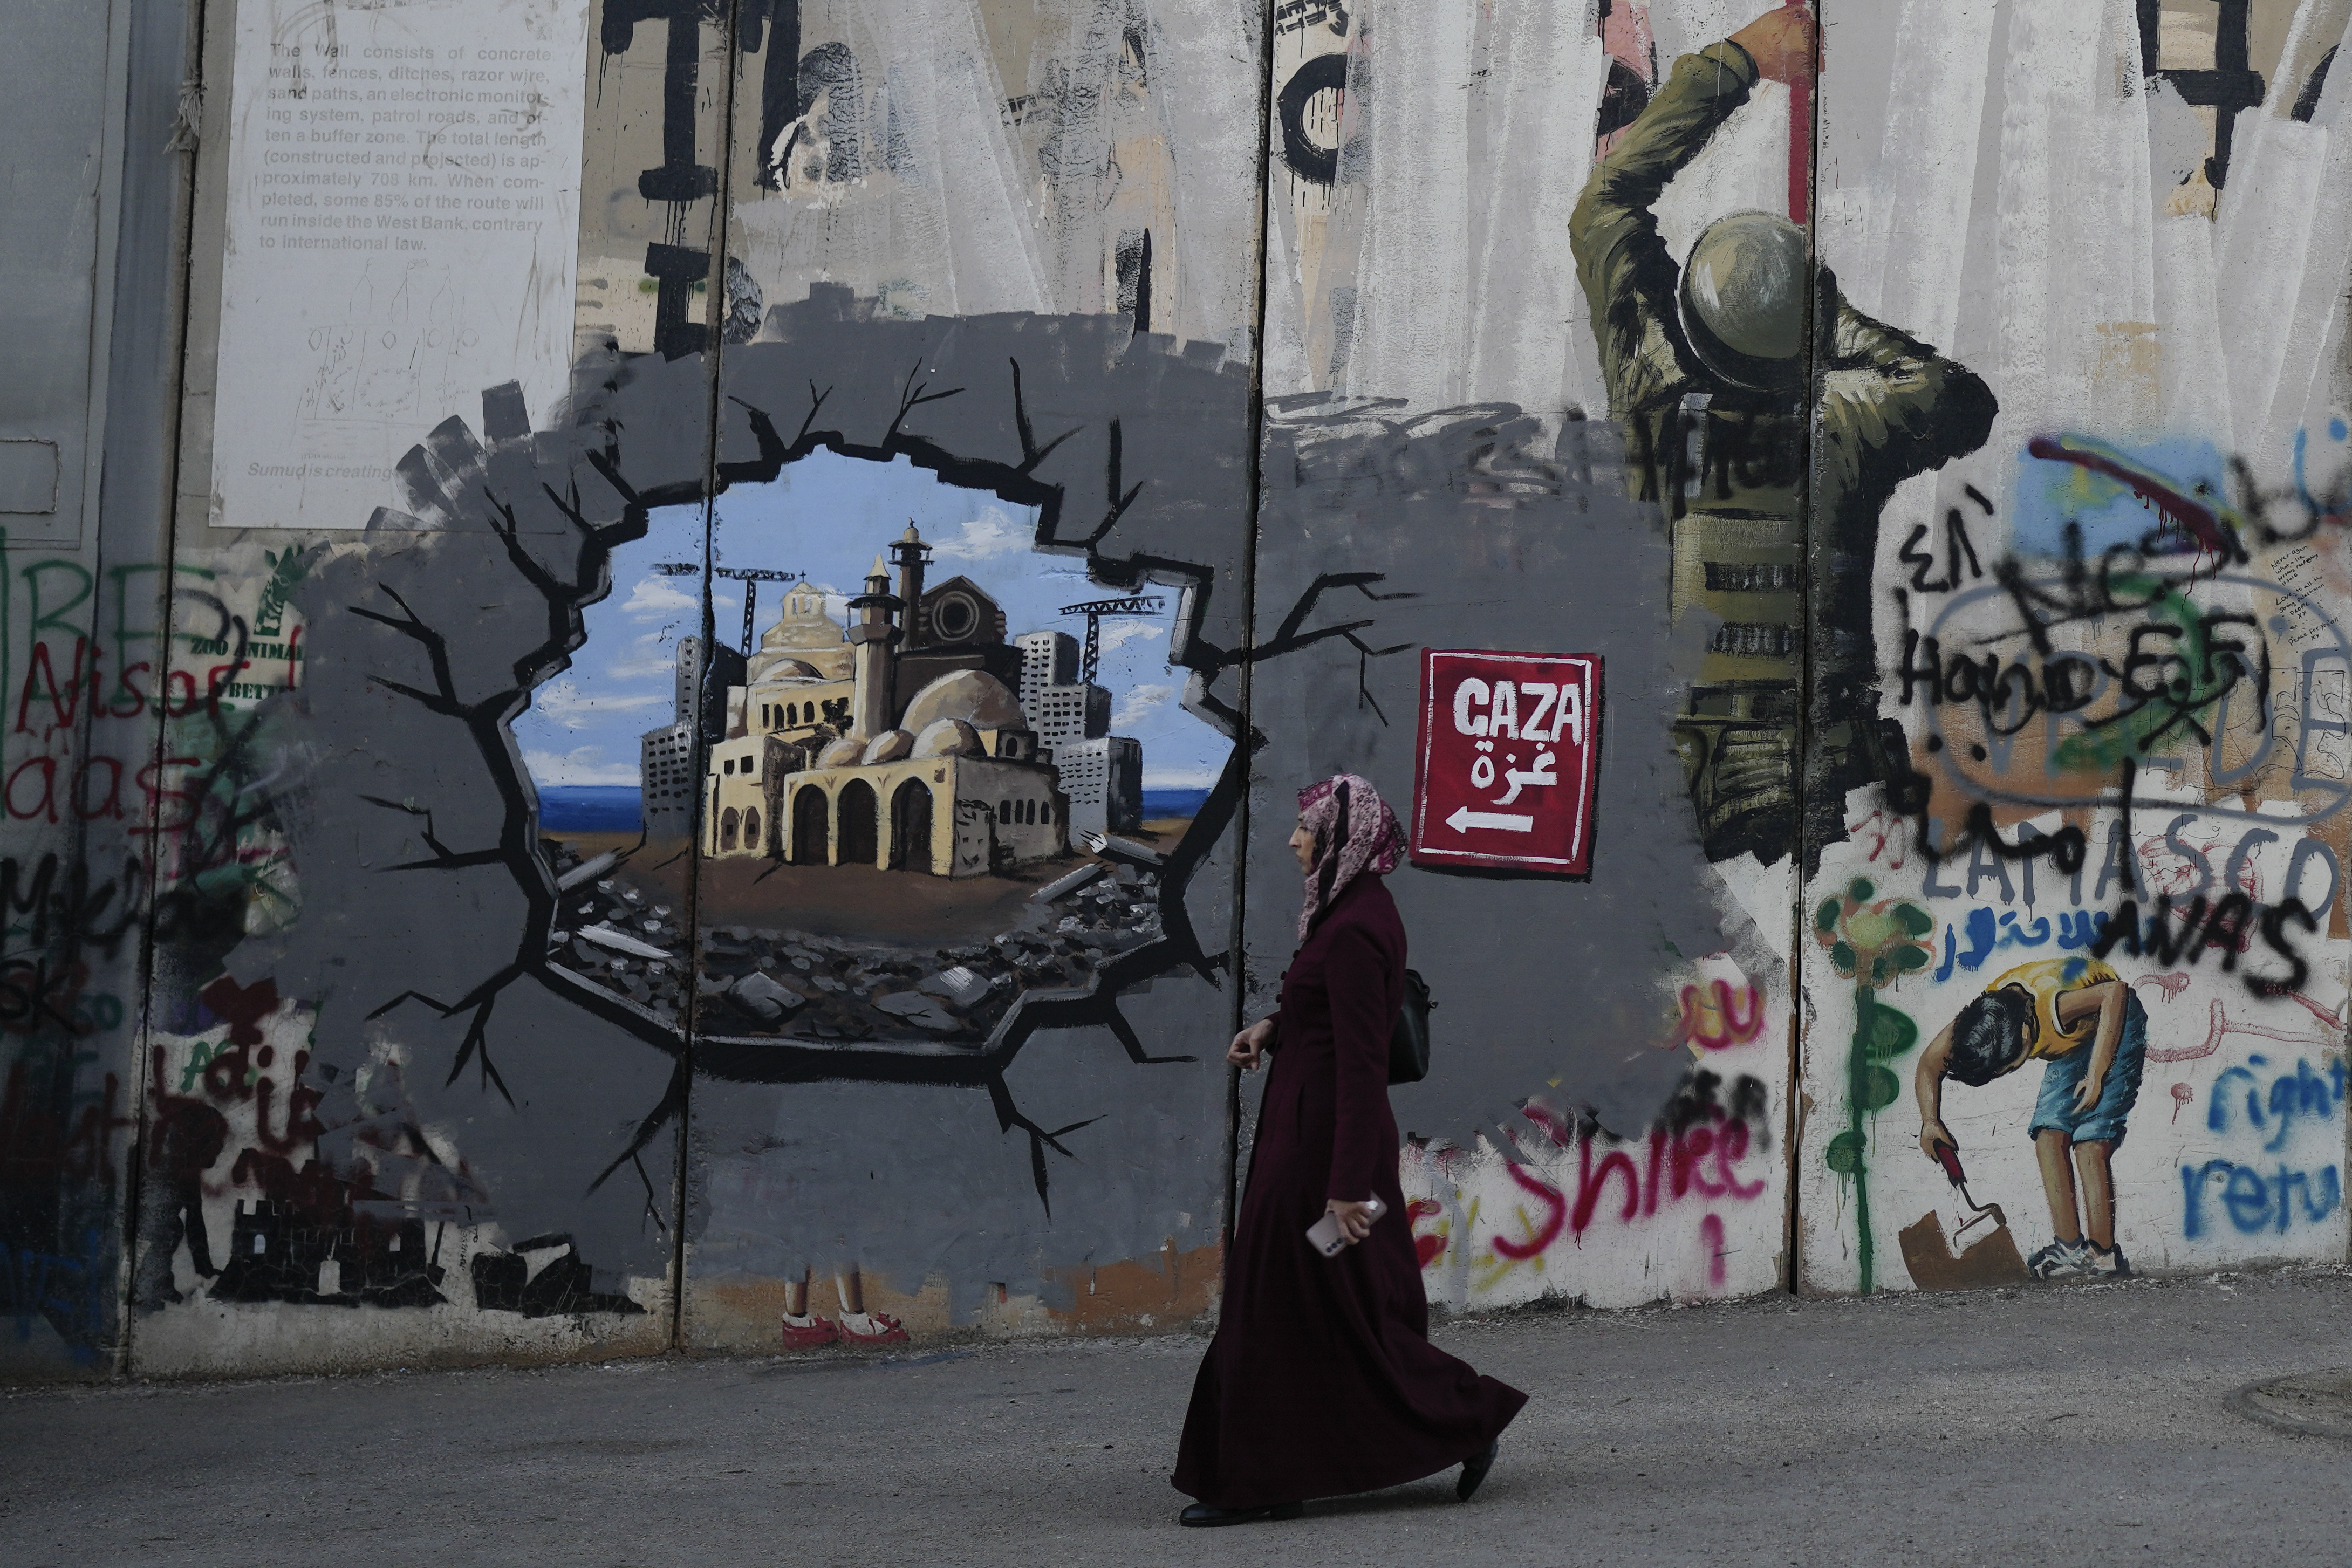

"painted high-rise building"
[1011, 627, 1139, 833]
[639, 635, 746, 839]
[1014, 629, 1110, 753]
[1055, 736, 1143, 837]
[639, 723, 697, 839]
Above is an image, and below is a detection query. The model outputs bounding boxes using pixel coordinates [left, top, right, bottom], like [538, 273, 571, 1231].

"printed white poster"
[211, 0, 590, 530]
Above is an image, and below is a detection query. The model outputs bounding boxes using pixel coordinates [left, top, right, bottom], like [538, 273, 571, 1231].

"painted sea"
[538, 786, 645, 833]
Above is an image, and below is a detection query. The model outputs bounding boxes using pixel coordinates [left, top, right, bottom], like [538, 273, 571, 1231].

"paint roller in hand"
[1932, 1141, 2008, 1250]
[1784, 0, 1812, 224]
[1895, 1136, 2030, 1290]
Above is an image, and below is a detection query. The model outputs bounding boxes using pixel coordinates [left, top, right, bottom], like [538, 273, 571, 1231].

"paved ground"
[6, 1266, 2351, 1567]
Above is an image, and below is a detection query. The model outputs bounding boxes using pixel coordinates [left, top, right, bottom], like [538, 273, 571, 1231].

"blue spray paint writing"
[2206, 1055, 2347, 1151]
[1932, 905, 2105, 979]
[2177, 1054, 2344, 1237]
[2179, 1160, 2343, 1237]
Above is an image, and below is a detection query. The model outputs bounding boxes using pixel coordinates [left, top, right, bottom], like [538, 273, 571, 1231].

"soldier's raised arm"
[1570, 40, 1760, 417]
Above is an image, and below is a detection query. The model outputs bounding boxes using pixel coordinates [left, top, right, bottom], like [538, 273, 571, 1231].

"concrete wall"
[2, 0, 2346, 1380]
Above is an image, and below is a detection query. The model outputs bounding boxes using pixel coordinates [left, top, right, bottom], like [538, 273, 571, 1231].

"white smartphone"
[1306, 1197, 1387, 1257]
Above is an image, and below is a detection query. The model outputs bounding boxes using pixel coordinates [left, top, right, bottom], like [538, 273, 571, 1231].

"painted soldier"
[1571, 7, 1996, 865]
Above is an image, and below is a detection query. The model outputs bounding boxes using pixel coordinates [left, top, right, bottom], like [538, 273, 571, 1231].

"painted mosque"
[640, 523, 1144, 878]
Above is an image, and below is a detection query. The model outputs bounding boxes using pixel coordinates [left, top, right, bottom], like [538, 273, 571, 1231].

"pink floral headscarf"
[1297, 773, 1406, 939]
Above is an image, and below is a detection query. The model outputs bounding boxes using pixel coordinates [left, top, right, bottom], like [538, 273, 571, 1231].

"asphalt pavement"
[5, 1264, 2350, 1567]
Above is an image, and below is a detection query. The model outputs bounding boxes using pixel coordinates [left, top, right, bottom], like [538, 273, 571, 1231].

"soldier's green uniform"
[1571, 39, 1995, 865]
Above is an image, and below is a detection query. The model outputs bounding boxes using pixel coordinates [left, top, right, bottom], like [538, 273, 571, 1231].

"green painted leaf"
[1895, 945, 1930, 970]
[1817, 898, 1841, 933]
[1895, 903, 1932, 936]
[1862, 1004, 1920, 1062]
[1830, 941, 1856, 975]
[1858, 1064, 1902, 1111]
[1825, 1130, 1865, 1174]
[1847, 878, 1875, 903]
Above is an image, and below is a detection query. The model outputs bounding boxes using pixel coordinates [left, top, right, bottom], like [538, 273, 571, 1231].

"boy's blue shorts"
[2029, 992, 2148, 1146]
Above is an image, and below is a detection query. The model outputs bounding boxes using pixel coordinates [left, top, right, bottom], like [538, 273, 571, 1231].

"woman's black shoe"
[1177, 1501, 1305, 1528]
[1457, 1438, 1500, 1502]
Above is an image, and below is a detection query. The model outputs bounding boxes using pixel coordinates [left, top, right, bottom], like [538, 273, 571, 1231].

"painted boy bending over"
[1915, 956, 2146, 1281]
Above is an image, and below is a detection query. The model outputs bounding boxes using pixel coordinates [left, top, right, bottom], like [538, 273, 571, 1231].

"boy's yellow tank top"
[1988, 956, 2119, 1060]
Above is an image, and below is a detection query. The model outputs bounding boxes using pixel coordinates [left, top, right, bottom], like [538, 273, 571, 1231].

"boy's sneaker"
[2027, 1238, 2090, 1280]
[2083, 1243, 2133, 1279]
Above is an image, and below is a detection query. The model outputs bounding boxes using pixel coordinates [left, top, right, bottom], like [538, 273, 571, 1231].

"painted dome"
[749, 587, 852, 682]
[760, 659, 823, 681]
[913, 717, 982, 758]
[815, 737, 866, 768]
[899, 670, 1024, 733]
[860, 729, 915, 765]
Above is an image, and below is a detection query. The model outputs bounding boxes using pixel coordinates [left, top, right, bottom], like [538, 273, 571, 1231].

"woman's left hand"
[1324, 1199, 1381, 1246]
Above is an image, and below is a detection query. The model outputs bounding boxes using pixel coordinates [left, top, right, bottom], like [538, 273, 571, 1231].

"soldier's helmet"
[1679, 211, 1809, 391]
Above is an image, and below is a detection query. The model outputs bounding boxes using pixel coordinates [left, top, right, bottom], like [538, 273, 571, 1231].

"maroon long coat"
[1172, 874, 1526, 1508]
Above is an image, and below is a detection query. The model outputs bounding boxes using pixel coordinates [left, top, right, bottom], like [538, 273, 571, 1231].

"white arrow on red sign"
[1445, 806, 1534, 834]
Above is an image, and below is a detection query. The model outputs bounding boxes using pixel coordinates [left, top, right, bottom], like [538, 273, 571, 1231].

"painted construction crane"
[1059, 594, 1165, 684]
[652, 563, 803, 654]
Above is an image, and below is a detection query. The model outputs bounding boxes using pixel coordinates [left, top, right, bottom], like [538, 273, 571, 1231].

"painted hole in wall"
[514, 449, 1225, 1044]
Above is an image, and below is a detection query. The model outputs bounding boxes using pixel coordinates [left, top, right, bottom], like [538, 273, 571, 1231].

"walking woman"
[1171, 773, 1526, 1525]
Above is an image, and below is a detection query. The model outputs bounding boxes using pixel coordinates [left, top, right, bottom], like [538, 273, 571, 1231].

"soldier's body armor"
[1632, 390, 1807, 863]
[1572, 37, 1995, 868]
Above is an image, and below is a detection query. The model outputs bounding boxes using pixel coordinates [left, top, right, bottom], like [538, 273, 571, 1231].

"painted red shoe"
[838, 1310, 909, 1345]
[780, 1311, 839, 1350]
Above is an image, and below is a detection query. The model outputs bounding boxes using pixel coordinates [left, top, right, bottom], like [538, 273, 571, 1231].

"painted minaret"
[889, 520, 931, 646]
[844, 552, 900, 741]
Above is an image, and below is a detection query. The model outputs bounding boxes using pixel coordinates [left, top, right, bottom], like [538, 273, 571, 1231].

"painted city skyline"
[515, 449, 1223, 823]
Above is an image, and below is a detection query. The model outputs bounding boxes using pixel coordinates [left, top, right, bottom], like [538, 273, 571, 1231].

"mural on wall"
[76, 0, 1275, 1375]
[1243, 0, 1845, 1313]
[519, 451, 1224, 1049]
[1796, 0, 2352, 1295]
[1572, 8, 1995, 869]
[1239, 396, 1796, 1312]
[18, 0, 2352, 1382]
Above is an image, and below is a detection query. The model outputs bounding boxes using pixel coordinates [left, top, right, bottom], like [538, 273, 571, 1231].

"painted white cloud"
[802, 581, 853, 621]
[1098, 618, 1166, 654]
[930, 506, 1034, 562]
[526, 747, 642, 786]
[603, 631, 687, 682]
[1113, 682, 1174, 729]
[621, 576, 699, 620]
[531, 677, 668, 729]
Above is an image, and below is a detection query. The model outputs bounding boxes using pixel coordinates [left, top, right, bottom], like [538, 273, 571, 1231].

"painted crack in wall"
[225, 299, 1272, 1343]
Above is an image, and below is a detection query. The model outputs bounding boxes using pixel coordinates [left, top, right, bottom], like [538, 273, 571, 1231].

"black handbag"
[1388, 968, 1433, 1084]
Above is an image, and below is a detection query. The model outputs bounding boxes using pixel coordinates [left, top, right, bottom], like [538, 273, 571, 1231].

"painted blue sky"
[2009, 421, 2352, 559]
[515, 449, 1226, 791]
[2009, 435, 2230, 557]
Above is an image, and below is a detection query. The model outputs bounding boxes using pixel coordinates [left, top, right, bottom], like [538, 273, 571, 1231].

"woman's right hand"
[1228, 1017, 1275, 1071]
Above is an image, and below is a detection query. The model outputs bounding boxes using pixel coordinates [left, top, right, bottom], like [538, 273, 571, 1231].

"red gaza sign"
[1410, 648, 1602, 875]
